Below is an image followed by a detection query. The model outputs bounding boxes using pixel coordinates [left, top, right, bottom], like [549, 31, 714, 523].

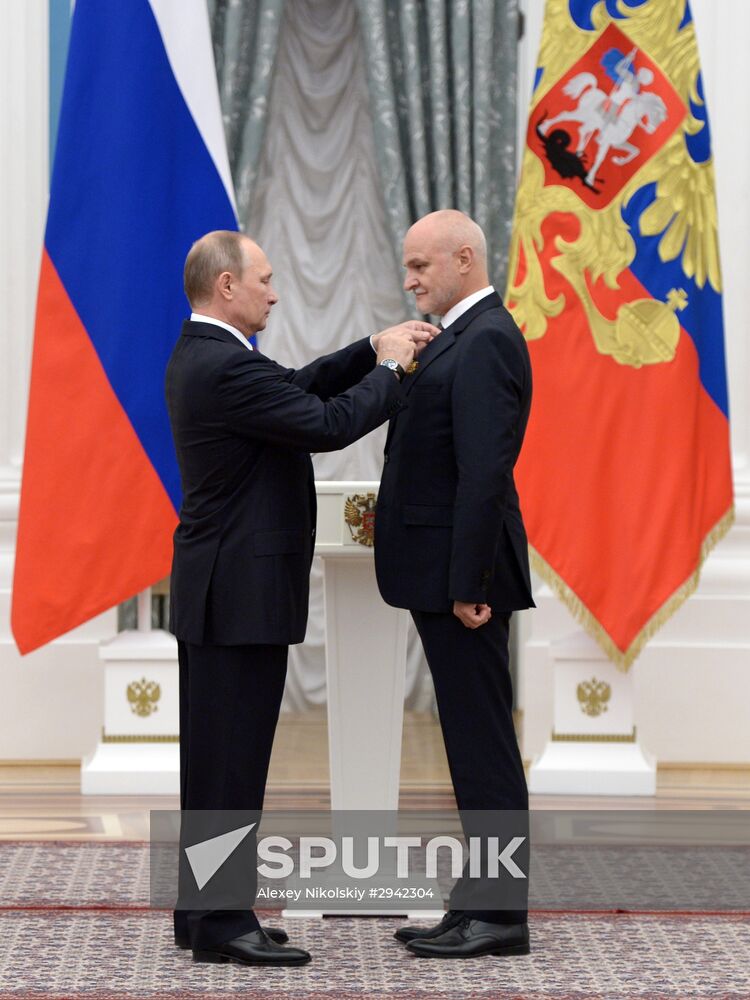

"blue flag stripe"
[622, 184, 728, 419]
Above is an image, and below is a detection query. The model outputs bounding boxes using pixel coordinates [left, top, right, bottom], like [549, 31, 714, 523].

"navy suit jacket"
[166, 320, 405, 646]
[374, 291, 535, 613]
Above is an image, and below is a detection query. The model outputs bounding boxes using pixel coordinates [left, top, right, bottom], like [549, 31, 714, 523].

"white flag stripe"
[148, 0, 238, 218]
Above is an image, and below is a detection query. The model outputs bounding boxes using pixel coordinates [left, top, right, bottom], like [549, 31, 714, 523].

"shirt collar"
[190, 312, 253, 351]
[439, 286, 495, 330]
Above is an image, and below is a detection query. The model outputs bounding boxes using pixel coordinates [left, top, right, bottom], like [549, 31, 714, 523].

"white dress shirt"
[190, 312, 253, 351]
[440, 285, 495, 330]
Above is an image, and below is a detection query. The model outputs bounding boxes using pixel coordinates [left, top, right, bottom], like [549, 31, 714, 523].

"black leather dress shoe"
[394, 909, 463, 944]
[406, 918, 530, 959]
[192, 929, 311, 966]
[175, 925, 288, 948]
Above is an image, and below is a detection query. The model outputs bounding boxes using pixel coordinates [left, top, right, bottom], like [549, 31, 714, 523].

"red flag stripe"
[11, 252, 177, 654]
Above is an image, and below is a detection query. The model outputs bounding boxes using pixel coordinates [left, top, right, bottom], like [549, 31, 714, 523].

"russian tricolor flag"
[12, 0, 237, 654]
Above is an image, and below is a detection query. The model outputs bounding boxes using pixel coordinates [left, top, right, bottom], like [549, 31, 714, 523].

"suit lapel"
[404, 328, 455, 394]
[384, 327, 454, 453]
[384, 292, 504, 452]
[403, 291, 503, 394]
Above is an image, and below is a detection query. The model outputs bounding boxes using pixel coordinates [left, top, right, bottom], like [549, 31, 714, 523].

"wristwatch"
[379, 358, 405, 382]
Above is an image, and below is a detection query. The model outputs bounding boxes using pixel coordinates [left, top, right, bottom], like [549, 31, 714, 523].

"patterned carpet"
[3, 839, 749, 911]
[1, 842, 749, 998]
[1, 910, 750, 998]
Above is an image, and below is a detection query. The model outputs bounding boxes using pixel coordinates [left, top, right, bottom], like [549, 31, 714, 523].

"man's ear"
[217, 270, 233, 300]
[457, 245, 474, 273]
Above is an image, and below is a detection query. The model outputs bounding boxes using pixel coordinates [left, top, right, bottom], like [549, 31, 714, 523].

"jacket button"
[383, 454, 390, 464]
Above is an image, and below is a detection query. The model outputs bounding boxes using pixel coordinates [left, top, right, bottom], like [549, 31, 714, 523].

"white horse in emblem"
[540, 61, 668, 188]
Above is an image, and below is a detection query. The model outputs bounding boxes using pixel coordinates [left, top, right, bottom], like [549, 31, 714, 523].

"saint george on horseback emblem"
[540, 49, 666, 189]
[530, 23, 686, 207]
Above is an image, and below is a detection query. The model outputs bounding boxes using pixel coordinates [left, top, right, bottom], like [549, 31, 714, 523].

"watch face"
[381, 359, 397, 370]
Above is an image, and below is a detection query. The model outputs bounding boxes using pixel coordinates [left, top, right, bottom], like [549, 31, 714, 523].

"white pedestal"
[281, 484, 409, 919]
[316, 483, 408, 811]
[81, 742, 179, 795]
[528, 632, 656, 796]
[81, 628, 180, 794]
[521, 486, 750, 770]
[529, 742, 655, 796]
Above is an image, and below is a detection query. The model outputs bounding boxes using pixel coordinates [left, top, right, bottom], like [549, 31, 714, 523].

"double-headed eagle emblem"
[127, 677, 161, 718]
[577, 677, 611, 718]
[344, 493, 377, 547]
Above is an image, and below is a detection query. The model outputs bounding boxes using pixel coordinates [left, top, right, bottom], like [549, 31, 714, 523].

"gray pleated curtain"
[355, 0, 519, 291]
[207, 0, 287, 222]
[207, 0, 519, 285]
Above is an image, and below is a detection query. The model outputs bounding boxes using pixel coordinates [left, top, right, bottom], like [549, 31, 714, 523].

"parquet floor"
[0, 712, 748, 841]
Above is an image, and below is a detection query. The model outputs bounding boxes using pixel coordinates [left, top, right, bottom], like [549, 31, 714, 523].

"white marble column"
[0, 1, 48, 516]
[518, 0, 750, 768]
[0, 1, 116, 761]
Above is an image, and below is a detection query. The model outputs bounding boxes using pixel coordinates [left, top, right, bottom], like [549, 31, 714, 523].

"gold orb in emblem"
[614, 288, 688, 367]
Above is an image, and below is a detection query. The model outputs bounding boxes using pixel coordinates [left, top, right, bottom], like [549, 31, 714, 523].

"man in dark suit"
[166, 229, 435, 967]
[375, 210, 535, 959]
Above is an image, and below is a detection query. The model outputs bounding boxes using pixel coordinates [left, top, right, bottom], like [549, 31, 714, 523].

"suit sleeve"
[449, 326, 528, 604]
[217, 350, 405, 452]
[290, 337, 376, 399]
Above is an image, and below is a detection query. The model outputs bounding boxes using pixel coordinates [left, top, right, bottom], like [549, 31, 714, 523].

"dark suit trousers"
[411, 609, 528, 924]
[173, 640, 287, 949]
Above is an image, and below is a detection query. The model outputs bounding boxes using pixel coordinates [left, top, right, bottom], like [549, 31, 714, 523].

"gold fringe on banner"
[528, 505, 736, 672]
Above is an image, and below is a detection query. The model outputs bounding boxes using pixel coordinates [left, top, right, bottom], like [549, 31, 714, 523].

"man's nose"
[268, 285, 279, 304]
[403, 273, 417, 292]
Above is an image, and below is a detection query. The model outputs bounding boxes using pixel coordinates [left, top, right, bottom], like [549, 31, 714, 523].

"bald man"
[375, 211, 534, 958]
[166, 230, 435, 967]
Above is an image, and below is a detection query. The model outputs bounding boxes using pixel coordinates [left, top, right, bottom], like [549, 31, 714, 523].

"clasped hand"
[453, 601, 492, 629]
[373, 320, 440, 369]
